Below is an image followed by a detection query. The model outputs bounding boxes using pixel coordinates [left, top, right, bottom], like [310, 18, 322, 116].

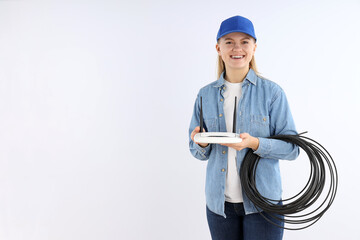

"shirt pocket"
[204, 118, 218, 132]
[250, 114, 270, 137]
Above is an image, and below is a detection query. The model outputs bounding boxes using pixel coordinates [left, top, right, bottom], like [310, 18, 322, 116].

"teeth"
[232, 56, 244, 59]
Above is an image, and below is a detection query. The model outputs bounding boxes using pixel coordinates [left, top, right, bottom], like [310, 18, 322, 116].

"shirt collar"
[213, 68, 257, 88]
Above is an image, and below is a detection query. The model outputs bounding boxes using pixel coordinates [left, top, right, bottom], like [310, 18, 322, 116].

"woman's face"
[216, 32, 257, 72]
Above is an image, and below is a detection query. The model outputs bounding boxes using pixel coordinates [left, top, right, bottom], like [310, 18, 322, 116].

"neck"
[224, 67, 250, 83]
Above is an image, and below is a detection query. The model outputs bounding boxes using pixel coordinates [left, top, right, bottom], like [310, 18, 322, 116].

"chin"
[229, 65, 249, 70]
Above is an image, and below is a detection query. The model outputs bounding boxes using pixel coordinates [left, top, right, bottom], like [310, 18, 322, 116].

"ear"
[253, 42, 257, 54]
[215, 43, 221, 56]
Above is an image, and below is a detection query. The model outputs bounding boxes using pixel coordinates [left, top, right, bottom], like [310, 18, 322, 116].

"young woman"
[188, 15, 300, 240]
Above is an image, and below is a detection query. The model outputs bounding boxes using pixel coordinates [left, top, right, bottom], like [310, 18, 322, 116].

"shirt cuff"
[195, 143, 211, 156]
[253, 137, 271, 157]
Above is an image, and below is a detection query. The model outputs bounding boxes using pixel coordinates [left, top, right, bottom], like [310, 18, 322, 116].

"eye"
[225, 41, 233, 44]
[242, 41, 249, 44]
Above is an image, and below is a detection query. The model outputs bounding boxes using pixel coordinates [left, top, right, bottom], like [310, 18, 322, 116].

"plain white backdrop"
[0, 0, 359, 239]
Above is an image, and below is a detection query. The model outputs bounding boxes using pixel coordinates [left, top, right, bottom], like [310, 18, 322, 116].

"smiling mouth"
[231, 55, 245, 59]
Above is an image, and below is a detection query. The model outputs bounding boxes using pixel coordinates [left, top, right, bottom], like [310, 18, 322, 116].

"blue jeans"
[206, 202, 284, 240]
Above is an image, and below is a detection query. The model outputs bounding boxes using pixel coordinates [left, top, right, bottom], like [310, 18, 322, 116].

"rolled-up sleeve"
[253, 87, 299, 160]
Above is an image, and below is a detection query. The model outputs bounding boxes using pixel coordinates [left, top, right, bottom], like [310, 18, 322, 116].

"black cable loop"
[240, 132, 338, 230]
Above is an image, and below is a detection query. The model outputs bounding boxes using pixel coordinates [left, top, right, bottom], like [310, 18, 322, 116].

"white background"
[0, 0, 359, 239]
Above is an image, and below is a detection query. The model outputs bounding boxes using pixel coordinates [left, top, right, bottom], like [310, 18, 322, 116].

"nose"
[232, 42, 241, 51]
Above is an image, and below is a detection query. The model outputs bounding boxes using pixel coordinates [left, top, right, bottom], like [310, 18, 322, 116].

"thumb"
[194, 126, 200, 132]
[195, 126, 207, 133]
[239, 133, 249, 139]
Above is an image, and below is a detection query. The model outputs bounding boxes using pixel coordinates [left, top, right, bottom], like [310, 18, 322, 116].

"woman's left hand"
[220, 133, 259, 151]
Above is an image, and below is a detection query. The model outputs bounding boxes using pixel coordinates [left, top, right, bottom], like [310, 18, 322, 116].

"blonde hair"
[216, 38, 260, 79]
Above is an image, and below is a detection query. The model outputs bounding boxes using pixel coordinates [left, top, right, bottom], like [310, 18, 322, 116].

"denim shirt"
[188, 69, 299, 217]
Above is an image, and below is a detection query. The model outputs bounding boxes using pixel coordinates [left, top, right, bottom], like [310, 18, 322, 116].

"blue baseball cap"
[216, 15, 257, 42]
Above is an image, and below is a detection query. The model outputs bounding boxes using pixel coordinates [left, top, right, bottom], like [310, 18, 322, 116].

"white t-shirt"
[223, 80, 243, 203]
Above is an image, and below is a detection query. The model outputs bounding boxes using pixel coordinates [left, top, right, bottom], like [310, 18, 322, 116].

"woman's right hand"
[191, 126, 209, 148]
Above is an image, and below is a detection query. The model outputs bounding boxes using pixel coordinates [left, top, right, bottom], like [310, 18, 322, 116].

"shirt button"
[263, 117, 267, 121]
[222, 150, 226, 154]
[219, 114, 223, 117]
[223, 87, 226, 90]
[221, 168, 226, 172]
[220, 98, 223, 102]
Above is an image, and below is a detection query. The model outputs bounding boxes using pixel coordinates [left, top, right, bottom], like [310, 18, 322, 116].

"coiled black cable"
[240, 132, 338, 230]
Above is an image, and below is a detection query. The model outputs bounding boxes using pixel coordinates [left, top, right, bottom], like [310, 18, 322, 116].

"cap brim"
[217, 30, 256, 42]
